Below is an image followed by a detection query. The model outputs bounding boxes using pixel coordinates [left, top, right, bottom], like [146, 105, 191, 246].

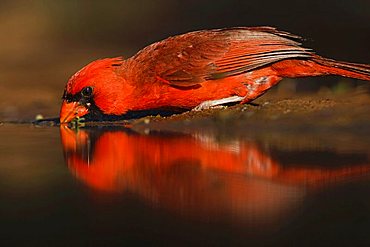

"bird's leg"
[193, 96, 244, 111]
[241, 75, 282, 104]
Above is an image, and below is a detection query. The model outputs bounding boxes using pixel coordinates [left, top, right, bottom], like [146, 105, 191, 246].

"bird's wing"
[125, 27, 313, 87]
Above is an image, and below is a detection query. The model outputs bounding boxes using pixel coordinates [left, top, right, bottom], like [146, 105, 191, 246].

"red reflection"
[60, 126, 370, 222]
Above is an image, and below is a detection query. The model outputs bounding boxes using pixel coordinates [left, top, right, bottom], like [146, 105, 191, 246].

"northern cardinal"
[60, 27, 370, 123]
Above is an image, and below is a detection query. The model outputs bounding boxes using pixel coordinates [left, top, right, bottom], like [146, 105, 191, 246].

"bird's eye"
[81, 86, 93, 97]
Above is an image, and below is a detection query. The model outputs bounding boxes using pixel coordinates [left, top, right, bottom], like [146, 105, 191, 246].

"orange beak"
[60, 101, 89, 124]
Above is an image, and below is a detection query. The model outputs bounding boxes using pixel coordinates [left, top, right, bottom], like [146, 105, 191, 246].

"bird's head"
[60, 57, 131, 124]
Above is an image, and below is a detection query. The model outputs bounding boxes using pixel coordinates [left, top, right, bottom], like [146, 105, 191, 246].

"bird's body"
[60, 27, 370, 123]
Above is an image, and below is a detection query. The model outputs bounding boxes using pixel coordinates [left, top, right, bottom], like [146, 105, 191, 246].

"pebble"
[35, 114, 44, 120]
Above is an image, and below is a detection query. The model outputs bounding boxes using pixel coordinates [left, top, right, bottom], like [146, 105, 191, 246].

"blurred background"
[0, 0, 369, 121]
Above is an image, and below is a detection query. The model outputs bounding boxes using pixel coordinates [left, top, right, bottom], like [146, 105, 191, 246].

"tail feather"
[312, 56, 370, 81]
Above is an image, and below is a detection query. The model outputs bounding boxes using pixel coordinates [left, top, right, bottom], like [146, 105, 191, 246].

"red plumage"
[60, 27, 370, 123]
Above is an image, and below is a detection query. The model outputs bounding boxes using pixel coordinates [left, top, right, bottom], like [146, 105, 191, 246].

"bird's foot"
[193, 96, 244, 111]
[247, 102, 260, 107]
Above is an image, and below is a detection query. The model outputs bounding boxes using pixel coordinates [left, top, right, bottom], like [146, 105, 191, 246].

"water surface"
[1, 123, 370, 246]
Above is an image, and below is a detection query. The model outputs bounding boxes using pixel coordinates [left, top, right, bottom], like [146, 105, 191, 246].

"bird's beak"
[60, 101, 89, 124]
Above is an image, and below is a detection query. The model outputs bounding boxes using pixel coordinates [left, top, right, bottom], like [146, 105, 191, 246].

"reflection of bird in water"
[60, 126, 370, 224]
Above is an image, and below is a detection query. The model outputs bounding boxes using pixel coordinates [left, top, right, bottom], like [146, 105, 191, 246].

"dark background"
[0, 0, 369, 120]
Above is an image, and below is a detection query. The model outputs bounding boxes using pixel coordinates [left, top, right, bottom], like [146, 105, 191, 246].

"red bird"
[60, 27, 370, 123]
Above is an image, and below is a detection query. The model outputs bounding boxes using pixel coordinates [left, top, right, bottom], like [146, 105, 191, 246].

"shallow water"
[1, 123, 370, 246]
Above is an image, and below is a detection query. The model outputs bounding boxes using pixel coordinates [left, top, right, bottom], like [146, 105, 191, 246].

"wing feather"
[125, 27, 313, 87]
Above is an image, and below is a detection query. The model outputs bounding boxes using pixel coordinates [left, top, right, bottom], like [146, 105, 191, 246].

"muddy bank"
[126, 91, 370, 154]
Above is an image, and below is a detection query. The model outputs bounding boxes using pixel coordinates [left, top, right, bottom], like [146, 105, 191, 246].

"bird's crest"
[66, 57, 124, 94]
